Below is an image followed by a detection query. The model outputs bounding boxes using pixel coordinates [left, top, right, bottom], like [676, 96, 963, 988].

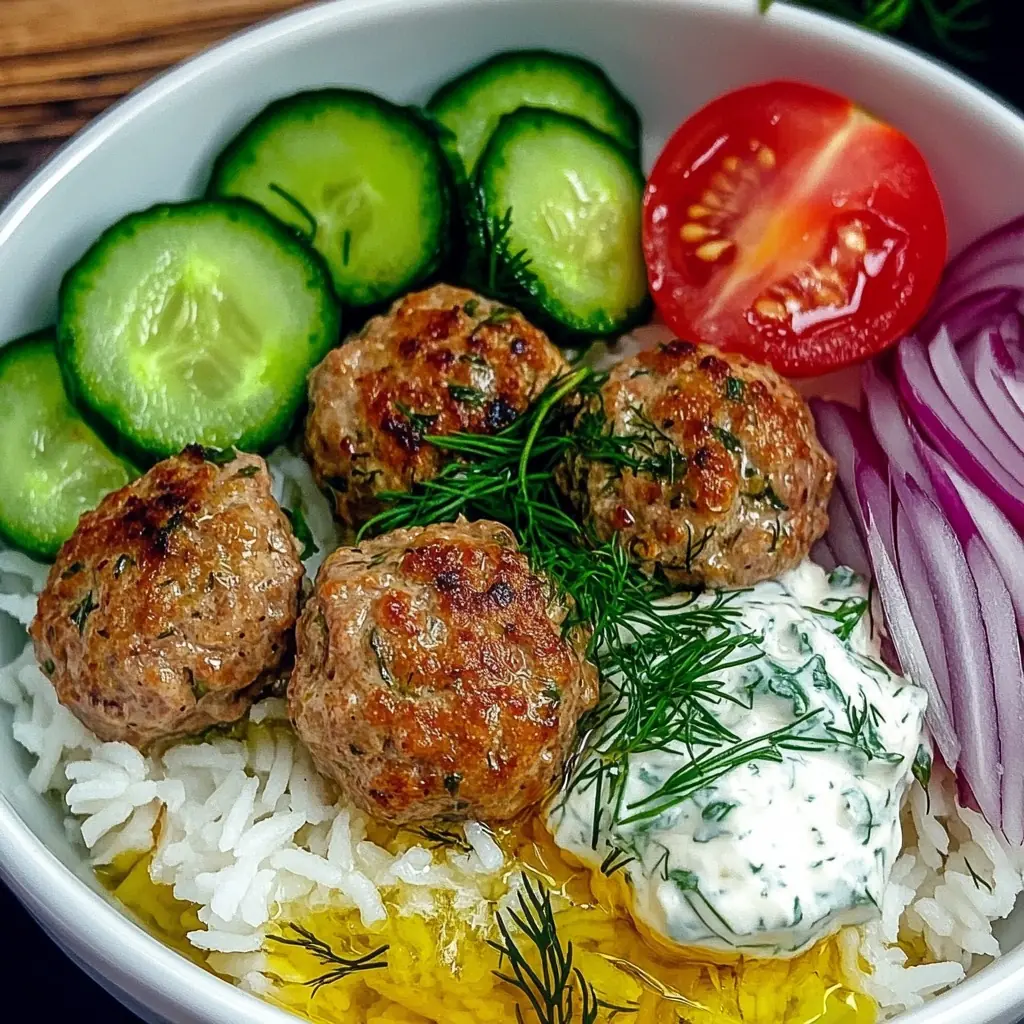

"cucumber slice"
[0, 333, 134, 559]
[208, 89, 453, 308]
[427, 50, 640, 177]
[475, 108, 649, 337]
[58, 200, 340, 462]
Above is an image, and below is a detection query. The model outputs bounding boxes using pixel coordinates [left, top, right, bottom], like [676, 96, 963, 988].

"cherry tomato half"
[643, 81, 947, 377]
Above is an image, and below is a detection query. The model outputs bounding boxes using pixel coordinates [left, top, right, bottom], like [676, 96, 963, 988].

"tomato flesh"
[643, 81, 947, 377]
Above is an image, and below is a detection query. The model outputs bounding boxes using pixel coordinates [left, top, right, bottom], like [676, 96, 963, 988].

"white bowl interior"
[3, 1, 1024, 1022]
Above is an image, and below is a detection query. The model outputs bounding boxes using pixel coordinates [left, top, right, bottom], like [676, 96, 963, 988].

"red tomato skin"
[643, 81, 947, 377]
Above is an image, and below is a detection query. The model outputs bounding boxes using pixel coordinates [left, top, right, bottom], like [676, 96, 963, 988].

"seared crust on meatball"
[559, 339, 835, 587]
[288, 519, 598, 824]
[305, 284, 568, 526]
[31, 448, 304, 748]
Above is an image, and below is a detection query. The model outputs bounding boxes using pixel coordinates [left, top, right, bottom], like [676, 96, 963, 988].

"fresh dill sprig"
[360, 366, 845, 841]
[810, 595, 869, 643]
[615, 710, 834, 825]
[600, 847, 637, 878]
[964, 856, 994, 893]
[826, 691, 904, 765]
[760, 0, 990, 60]
[284, 504, 319, 562]
[266, 924, 388, 994]
[268, 183, 319, 243]
[460, 194, 541, 304]
[490, 875, 636, 1024]
[572, 398, 687, 485]
[404, 824, 473, 853]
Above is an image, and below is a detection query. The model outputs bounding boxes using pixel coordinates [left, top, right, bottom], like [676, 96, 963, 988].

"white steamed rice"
[0, 446, 1022, 1017]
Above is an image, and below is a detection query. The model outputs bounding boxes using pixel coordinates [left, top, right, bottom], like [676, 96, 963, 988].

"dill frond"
[267, 924, 388, 994]
[490, 875, 637, 1024]
[761, 0, 990, 59]
[360, 365, 854, 842]
[809, 595, 868, 643]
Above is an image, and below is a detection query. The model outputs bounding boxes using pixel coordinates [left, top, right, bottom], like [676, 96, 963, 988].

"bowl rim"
[3, 1, 1024, 1022]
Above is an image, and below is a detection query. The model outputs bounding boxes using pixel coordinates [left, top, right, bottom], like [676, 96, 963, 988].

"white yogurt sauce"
[547, 561, 928, 957]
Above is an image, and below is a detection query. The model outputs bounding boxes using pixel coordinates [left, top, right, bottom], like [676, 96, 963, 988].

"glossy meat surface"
[31, 447, 304, 748]
[305, 284, 568, 525]
[289, 519, 598, 824]
[559, 340, 835, 586]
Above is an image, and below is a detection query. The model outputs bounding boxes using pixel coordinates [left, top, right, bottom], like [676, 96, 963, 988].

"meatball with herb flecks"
[558, 339, 835, 587]
[30, 446, 304, 749]
[305, 284, 568, 526]
[288, 518, 598, 824]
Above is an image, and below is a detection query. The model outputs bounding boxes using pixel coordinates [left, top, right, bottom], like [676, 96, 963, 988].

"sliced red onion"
[915, 438, 1024, 643]
[823, 487, 870, 578]
[896, 473, 1001, 826]
[936, 214, 1024, 299]
[980, 327, 1024, 420]
[974, 539, 1024, 845]
[924, 264, 1024, 329]
[1001, 311, 1022, 348]
[928, 325, 1024, 476]
[861, 361, 932, 491]
[811, 537, 837, 572]
[893, 503, 952, 714]
[968, 329, 1024, 460]
[857, 474, 960, 769]
[856, 455, 896, 558]
[895, 337, 1024, 531]
[922, 287, 1022, 346]
[922, 450, 1024, 844]
[810, 397, 887, 530]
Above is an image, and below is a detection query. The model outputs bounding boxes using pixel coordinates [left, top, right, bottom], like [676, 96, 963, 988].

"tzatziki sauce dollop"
[547, 561, 928, 958]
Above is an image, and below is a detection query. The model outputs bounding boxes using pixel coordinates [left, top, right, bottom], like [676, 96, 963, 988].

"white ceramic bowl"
[2, 1, 1024, 1021]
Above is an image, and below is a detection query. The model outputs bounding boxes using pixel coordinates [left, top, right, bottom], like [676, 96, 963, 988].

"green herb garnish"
[599, 847, 636, 877]
[711, 425, 743, 454]
[284, 505, 319, 561]
[490, 875, 634, 1024]
[359, 367, 847, 842]
[702, 800, 738, 823]
[266, 924, 388, 994]
[465, 202, 539, 301]
[197, 445, 237, 466]
[964, 856, 994, 893]
[482, 306, 516, 326]
[69, 591, 98, 634]
[404, 825, 473, 853]
[747, 480, 788, 510]
[448, 383, 488, 406]
[811, 595, 869, 643]
[760, 0, 989, 61]
[369, 628, 393, 686]
[269, 183, 318, 244]
[112, 554, 135, 579]
[912, 744, 932, 790]
[395, 402, 439, 435]
[573, 395, 686, 484]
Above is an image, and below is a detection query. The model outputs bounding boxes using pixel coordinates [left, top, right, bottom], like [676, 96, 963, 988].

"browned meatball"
[558, 339, 835, 587]
[305, 284, 568, 525]
[288, 519, 597, 824]
[30, 448, 304, 748]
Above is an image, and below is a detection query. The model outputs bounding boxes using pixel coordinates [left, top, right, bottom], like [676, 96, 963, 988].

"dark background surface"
[0, 3, 1021, 1021]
